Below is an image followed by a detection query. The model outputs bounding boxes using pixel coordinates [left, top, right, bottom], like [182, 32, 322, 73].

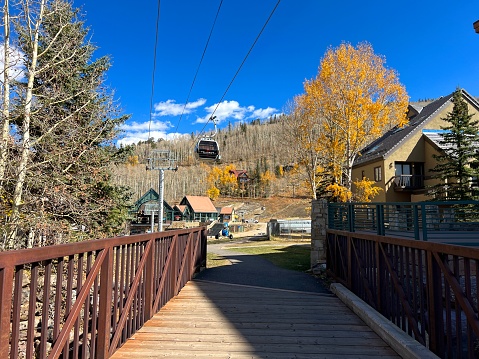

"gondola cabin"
[195, 138, 221, 161]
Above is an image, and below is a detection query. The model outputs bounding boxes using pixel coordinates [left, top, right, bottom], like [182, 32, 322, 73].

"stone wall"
[311, 199, 327, 271]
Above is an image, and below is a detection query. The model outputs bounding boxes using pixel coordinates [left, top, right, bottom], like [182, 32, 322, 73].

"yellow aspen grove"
[303, 42, 408, 192]
[206, 164, 238, 197]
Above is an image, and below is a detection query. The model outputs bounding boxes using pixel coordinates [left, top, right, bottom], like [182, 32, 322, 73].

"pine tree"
[429, 89, 479, 200]
[3, 0, 131, 248]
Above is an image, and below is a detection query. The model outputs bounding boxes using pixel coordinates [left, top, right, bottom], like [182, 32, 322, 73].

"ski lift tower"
[147, 150, 178, 232]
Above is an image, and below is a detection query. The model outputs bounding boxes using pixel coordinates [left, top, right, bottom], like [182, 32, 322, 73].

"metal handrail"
[0, 227, 207, 359]
[328, 201, 479, 242]
[393, 174, 425, 189]
[327, 229, 479, 358]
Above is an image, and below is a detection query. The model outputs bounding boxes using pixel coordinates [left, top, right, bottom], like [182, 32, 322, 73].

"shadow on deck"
[111, 246, 401, 358]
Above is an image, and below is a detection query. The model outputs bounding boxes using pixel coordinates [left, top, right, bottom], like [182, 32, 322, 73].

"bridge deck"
[111, 279, 400, 359]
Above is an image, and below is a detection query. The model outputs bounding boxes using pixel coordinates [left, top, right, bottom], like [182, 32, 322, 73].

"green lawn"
[208, 241, 311, 272]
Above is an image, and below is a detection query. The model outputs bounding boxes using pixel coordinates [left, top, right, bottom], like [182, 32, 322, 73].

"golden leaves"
[295, 41, 409, 192]
[353, 177, 383, 202]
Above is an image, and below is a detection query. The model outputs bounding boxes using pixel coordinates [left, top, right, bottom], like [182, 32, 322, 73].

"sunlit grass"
[224, 241, 311, 272]
[206, 252, 231, 268]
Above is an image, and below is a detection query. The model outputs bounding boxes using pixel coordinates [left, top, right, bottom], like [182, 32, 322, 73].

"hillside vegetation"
[112, 116, 305, 204]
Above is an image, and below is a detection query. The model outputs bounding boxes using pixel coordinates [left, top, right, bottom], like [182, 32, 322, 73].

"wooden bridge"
[4, 224, 474, 358]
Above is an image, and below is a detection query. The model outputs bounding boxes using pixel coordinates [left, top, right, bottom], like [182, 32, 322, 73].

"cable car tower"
[195, 116, 221, 162]
[147, 150, 178, 232]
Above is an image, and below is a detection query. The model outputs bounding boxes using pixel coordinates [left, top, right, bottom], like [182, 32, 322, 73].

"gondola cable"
[147, 0, 162, 151]
[174, 0, 224, 135]
[192, 0, 281, 158]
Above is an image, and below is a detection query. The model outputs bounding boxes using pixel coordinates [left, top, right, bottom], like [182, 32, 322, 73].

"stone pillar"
[311, 199, 328, 272]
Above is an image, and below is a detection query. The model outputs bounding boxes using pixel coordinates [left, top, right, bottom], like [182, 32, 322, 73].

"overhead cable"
[148, 0, 162, 144]
[174, 0, 224, 134]
[194, 0, 281, 142]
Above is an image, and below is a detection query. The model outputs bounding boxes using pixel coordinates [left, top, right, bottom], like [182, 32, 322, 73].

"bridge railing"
[328, 201, 479, 243]
[327, 228, 479, 358]
[0, 227, 207, 359]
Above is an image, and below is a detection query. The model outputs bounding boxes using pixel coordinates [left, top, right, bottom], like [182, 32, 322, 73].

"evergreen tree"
[3, 0, 131, 248]
[429, 89, 479, 200]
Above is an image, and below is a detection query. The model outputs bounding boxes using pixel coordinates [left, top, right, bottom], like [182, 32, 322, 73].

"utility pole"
[147, 150, 177, 232]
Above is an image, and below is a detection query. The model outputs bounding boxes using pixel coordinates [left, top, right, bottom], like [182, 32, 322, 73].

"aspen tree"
[302, 42, 408, 194]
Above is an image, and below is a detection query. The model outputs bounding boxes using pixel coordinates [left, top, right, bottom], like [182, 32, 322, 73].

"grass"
[206, 252, 231, 268]
[208, 240, 311, 272]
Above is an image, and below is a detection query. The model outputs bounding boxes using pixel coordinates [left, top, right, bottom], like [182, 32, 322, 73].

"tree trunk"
[0, 0, 10, 183]
[8, 0, 45, 248]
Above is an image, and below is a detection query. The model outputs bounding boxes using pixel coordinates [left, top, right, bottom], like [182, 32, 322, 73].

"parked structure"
[352, 89, 479, 202]
[179, 195, 219, 222]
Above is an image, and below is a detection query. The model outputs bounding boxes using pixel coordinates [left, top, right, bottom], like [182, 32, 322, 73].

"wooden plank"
[110, 280, 401, 359]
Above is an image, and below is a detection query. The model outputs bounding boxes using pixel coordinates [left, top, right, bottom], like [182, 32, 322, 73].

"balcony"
[393, 174, 425, 191]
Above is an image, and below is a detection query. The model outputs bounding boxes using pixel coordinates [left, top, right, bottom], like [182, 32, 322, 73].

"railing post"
[144, 237, 155, 320]
[426, 250, 444, 355]
[96, 247, 113, 359]
[376, 204, 385, 236]
[413, 204, 420, 240]
[421, 203, 428, 241]
[375, 241, 381, 311]
[347, 233, 352, 288]
[0, 267, 13, 358]
[348, 203, 355, 232]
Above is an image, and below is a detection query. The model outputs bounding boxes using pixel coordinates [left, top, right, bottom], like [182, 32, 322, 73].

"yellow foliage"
[206, 164, 238, 197]
[296, 42, 409, 192]
[126, 155, 139, 166]
[353, 177, 383, 202]
[260, 170, 275, 185]
[326, 183, 352, 202]
[207, 186, 220, 201]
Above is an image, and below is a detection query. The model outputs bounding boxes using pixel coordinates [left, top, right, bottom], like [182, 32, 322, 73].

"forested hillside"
[111, 116, 308, 204]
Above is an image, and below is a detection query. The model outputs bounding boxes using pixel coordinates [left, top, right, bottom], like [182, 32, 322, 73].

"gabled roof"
[353, 89, 479, 167]
[182, 196, 217, 213]
[230, 169, 248, 178]
[220, 207, 234, 215]
[174, 205, 188, 214]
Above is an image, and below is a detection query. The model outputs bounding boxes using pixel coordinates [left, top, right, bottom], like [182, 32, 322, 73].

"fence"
[328, 201, 479, 244]
[327, 228, 479, 358]
[0, 227, 207, 359]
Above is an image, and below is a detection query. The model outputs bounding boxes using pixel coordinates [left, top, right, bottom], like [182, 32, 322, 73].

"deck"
[111, 279, 400, 359]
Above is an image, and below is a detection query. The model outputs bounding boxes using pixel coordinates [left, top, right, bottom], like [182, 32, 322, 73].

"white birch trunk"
[9, 0, 45, 247]
[0, 0, 10, 183]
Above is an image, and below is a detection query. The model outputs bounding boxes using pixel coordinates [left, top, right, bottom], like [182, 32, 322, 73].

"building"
[219, 206, 235, 222]
[352, 89, 479, 202]
[179, 195, 219, 222]
[129, 188, 174, 234]
[230, 169, 249, 195]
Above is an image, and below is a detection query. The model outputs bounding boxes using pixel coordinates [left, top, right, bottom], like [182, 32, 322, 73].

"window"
[374, 166, 382, 182]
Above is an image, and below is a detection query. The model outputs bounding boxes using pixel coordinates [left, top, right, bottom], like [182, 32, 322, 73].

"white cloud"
[118, 120, 173, 146]
[195, 100, 278, 124]
[121, 120, 171, 132]
[196, 100, 247, 124]
[250, 107, 277, 120]
[153, 98, 206, 117]
[0, 44, 25, 81]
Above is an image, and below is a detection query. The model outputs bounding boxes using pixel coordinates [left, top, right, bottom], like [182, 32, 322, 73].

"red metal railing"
[0, 227, 207, 359]
[327, 229, 479, 358]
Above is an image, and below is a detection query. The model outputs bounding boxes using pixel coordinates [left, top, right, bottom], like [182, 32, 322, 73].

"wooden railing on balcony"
[0, 227, 207, 359]
[327, 229, 479, 358]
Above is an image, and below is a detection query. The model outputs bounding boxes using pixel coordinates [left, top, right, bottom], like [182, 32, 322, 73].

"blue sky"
[72, 0, 479, 146]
